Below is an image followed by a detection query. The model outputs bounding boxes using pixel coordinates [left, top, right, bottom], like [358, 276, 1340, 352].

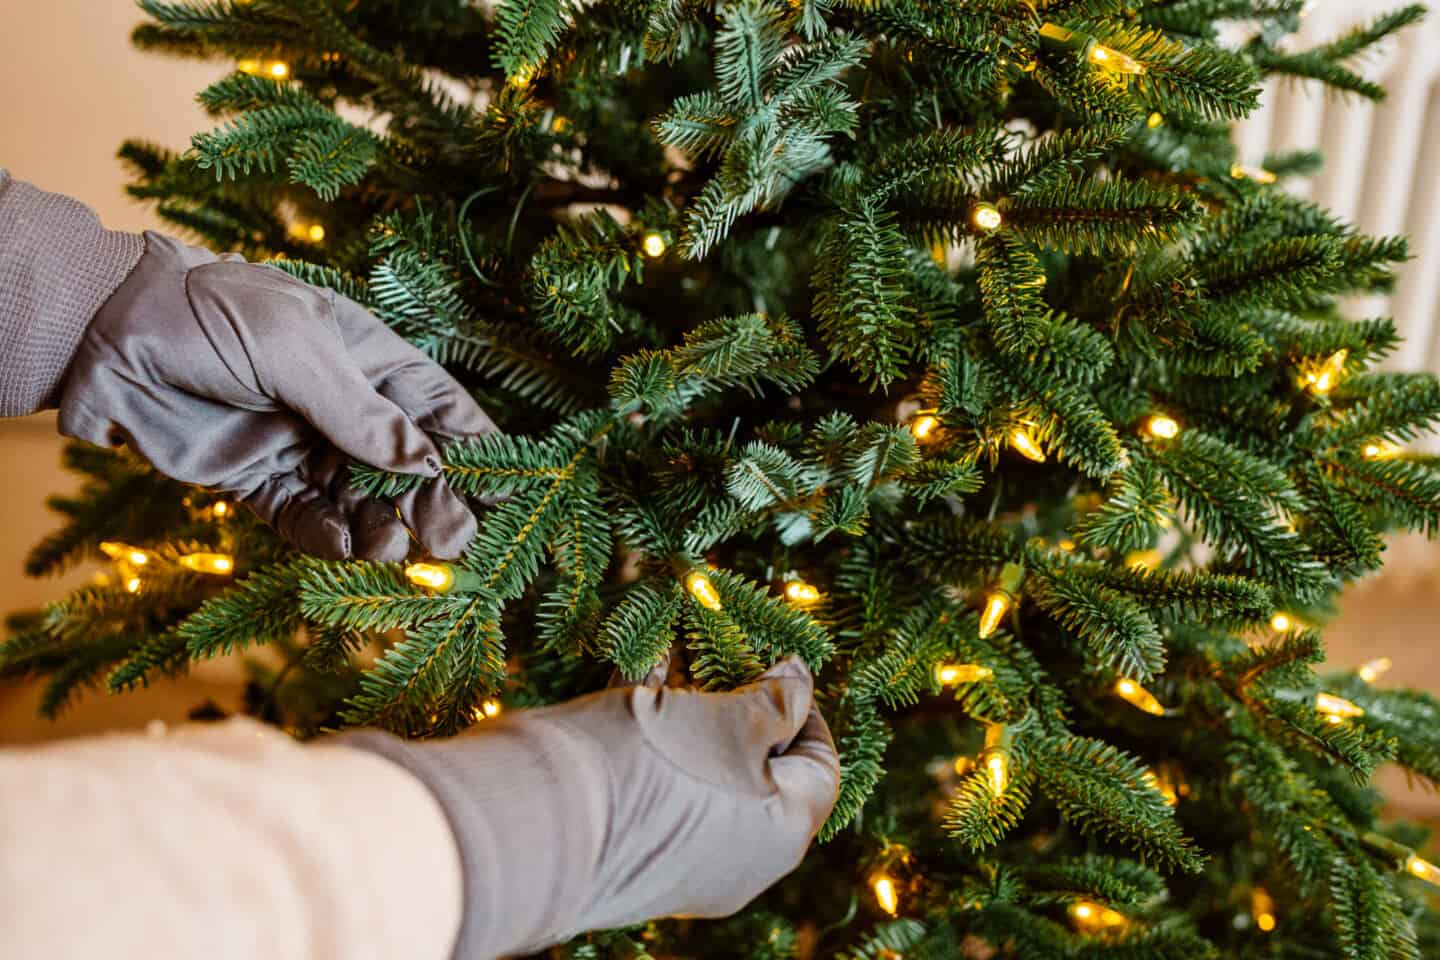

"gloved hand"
[340, 654, 841, 959]
[57, 231, 493, 560]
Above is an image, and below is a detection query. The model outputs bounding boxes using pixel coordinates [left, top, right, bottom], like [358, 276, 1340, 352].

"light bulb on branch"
[177, 552, 235, 576]
[1039, 23, 1145, 76]
[783, 579, 822, 607]
[1405, 853, 1440, 888]
[407, 562, 455, 592]
[1009, 427, 1046, 463]
[1315, 692, 1364, 724]
[870, 873, 900, 915]
[1114, 677, 1167, 716]
[910, 414, 940, 442]
[978, 563, 1024, 639]
[1088, 42, 1145, 75]
[1363, 440, 1403, 460]
[1301, 349, 1347, 396]
[1358, 657, 1392, 683]
[936, 662, 993, 685]
[1145, 414, 1180, 440]
[100, 542, 150, 567]
[238, 58, 290, 79]
[684, 570, 723, 611]
[1069, 900, 1128, 932]
[981, 723, 1013, 798]
[641, 232, 667, 258]
[1142, 767, 1179, 806]
[1251, 887, 1277, 932]
[970, 202, 1003, 232]
[1230, 164, 1278, 185]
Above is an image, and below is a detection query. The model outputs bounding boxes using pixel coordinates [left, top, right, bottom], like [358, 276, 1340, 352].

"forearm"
[0, 717, 462, 960]
[0, 169, 144, 416]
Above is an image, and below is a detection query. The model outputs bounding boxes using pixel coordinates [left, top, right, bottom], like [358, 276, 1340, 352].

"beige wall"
[0, 0, 223, 615]
[0, 1, 234, 735]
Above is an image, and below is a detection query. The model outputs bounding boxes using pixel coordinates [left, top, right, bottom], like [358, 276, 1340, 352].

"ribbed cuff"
[0, 169, 145, 416]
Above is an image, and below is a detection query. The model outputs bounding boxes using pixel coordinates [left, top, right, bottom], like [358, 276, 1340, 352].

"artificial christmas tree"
[7, 0, 1440, 955]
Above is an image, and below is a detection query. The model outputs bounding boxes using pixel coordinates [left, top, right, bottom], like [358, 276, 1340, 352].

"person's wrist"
[335, 706, 614, 959]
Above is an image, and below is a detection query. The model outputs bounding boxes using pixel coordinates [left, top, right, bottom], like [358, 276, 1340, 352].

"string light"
[983, 747, 1009, 797]
[1145, 414, 1180, 440]
[509, 65, 535, 88]
[1251, 887, 1277, 932]
[936, 662, 993, 685]
[1229, 164, 1278, 185]
[978, 563, 1024, 639]
[1114, 677, 1166, 716]
[971, 202, 1003, 232]
[1009, 427, 1046, 463]
[685, 570, 723, 611]
[1142, 767, 1179, 806]
[1147, 111, 1164, 128]
[871, 873, 900, 915]
[1088, 42, 1145, 75]
[1125, 549, 1162, 571]
[287, 221, 326, 243]
[1405, 853, 1440, 888]
[124, 576, 142, 594]
[978, 592, 1011, 639]
[211, 500, 230, 518]
[1358, 657, 1392, 683]
[1302, 349, 1347, 396]
[100, 542, 150, 566]
[641, 232, 667, 258]
[1070, 900, 1128, 932]
[910, 414, 940, 442]
[238, 58, 290, 78]
[177, 552, 235, 576]
[1363, 440, 1403, 460]
[406, 562, 456, 592]
[784, 579, 822, 606]
[1269, 612, 1294, 632]
[982, 724, 1011, 798]
[473, 699, 502, 721]
[1315, 692, 1364, 724]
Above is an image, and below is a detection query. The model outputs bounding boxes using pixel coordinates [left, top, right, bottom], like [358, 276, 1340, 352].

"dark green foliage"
[14, 0, 1440, 955]
[1029, 734, 1204, 874]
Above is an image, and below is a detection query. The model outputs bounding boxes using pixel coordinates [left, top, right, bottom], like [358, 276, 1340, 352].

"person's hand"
[57, 232, 493, 559]
[340, 654, 841, 958]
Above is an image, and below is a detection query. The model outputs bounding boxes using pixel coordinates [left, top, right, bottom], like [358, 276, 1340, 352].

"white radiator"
[1229, 8, 1440, 370]
[1227, 8, 1440, 580]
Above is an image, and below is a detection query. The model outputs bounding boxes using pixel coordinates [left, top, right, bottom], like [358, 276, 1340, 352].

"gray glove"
[340, 655, 841, 959]
[58, 231, 493, 560]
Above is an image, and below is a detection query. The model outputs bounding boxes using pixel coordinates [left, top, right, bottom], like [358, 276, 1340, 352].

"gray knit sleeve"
[0, 169, 146, 416]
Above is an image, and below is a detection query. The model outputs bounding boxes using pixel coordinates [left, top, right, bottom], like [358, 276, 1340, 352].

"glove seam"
[184, 258, 268, 397]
